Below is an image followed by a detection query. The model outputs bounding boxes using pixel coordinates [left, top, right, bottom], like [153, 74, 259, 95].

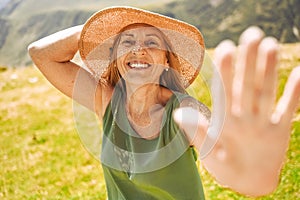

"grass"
[0, 43, 299, 199]
[0, 67, 105, 199]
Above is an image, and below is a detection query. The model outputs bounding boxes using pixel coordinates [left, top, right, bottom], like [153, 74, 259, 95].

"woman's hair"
[102, 23, 186, 93]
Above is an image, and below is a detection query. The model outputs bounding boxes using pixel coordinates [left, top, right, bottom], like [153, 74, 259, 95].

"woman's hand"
[201, 26, 300, 197]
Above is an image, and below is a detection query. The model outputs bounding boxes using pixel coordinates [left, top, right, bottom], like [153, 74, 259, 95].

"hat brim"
[79, 6, 205, 88]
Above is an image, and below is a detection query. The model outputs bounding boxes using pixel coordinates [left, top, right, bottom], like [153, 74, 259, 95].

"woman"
[28, 6, 300, 199]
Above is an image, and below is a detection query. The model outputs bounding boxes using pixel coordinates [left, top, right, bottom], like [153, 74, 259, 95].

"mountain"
[156, 0, 300, 47]
[0, 0, 299, 67]
[0, 0, 174, 67]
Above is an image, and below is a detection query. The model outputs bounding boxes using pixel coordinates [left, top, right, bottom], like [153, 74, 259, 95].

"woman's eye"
[121, 40, 135, 47]
[145, 40, 159, 48]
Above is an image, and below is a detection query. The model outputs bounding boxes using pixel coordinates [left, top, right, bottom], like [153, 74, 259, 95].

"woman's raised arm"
[28, 25, 109, 116]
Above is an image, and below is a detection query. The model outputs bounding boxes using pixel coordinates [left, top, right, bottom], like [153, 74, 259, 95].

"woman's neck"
[126, 83, 160, 112]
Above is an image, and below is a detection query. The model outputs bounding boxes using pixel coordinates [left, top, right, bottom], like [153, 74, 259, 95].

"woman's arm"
[28, 25, 109, 116]
[175, 26, 300, 197]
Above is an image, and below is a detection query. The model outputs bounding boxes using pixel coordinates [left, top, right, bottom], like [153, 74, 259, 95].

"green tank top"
[101, 90, 206, 200]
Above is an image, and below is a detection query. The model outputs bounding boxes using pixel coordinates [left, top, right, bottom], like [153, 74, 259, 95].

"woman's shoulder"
[178, 95, 211, 121]
[161, 89, 211, 121]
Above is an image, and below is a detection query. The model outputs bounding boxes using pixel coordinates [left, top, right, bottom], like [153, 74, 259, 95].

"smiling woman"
[104, 23, 188, 96]
[27, 6, 300, 200]
[79, 14, 208, 199]
[113, 24, 170, 87]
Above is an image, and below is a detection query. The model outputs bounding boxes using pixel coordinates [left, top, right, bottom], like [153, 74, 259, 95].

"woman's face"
[115, 24, 169, 86]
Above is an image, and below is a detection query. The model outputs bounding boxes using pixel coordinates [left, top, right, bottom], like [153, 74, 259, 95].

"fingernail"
[239, 26, 264, 45]
[214, 40, 236, 64]
[259, 37, 279, 52]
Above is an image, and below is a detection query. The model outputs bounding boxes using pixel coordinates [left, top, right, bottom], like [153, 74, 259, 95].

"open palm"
[201, 27, 300, 197]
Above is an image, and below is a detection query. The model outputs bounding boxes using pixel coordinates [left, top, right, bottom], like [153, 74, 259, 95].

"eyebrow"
[146, 34, 162, 39]
[123, 33, 134, 37]
[146, 33, 159, 37]
[122, 33, 161, 39]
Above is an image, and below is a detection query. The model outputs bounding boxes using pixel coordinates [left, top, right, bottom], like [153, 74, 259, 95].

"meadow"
[0, 43, 299, 199]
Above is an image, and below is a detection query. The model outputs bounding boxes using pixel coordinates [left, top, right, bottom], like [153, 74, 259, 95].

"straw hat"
[79, 6, 205, 87]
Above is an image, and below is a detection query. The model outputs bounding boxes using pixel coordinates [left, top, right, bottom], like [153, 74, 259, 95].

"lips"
[127, 61, 151, 69]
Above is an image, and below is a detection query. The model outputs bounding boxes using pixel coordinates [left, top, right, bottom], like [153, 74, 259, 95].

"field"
[0, 43, 299, 199]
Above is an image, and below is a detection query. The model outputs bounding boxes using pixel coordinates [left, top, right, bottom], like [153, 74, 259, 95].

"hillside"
[0, 0, 299, 67]
[156, 0, 300, 47]
[0, 0, 173, 67]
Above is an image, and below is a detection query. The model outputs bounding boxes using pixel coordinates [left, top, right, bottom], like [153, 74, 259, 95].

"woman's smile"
[127, 60, 152, 69]
[115, 25, 169, 85]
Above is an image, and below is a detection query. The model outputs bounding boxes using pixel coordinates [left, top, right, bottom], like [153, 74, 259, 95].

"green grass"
[0, 43, 299, 199]
[0, 67, 105, 199]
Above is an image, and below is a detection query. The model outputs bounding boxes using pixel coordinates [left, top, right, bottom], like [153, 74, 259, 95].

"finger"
[233, 27, 264, 115]
[272, 66, 300, 124]
[255, 37, 279, 120]
[214, 40, 236, 114]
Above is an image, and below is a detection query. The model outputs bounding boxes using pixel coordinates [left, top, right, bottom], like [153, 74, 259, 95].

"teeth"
[129, 63, 149, 69]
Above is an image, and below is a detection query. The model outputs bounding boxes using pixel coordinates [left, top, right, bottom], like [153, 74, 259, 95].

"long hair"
[102, 23, 186, 94]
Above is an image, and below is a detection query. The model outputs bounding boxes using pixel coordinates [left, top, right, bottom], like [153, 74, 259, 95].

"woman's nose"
[131, 43, 146, 55]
